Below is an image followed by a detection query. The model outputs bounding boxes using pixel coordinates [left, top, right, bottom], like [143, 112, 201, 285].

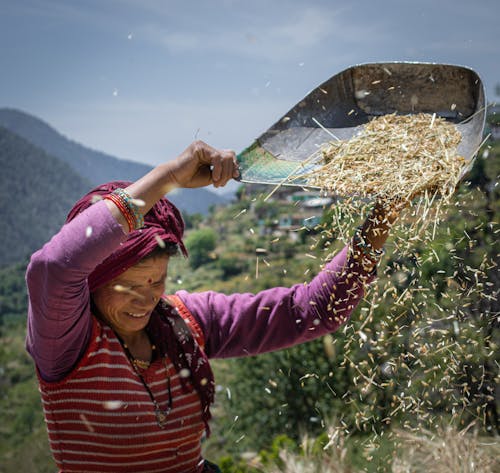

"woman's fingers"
[210, 154, 223, 183]
[209, 148, 237, 187]
[221, 150, 238, 186]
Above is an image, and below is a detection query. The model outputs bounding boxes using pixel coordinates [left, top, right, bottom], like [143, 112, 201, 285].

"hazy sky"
[1, 0, 499, 166]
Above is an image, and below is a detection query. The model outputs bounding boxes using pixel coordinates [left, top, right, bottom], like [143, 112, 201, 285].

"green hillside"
[0, 126, 92, 266]
[0, 108, 154, 185]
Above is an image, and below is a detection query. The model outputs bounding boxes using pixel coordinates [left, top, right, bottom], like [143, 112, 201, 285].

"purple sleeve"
[25, 200, 127, 381]
[176, 245, 375, 358]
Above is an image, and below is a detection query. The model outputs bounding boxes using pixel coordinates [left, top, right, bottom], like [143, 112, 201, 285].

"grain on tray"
[306, 113, 465, 201]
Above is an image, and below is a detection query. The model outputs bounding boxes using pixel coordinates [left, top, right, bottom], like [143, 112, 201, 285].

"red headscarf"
[66, 181, 187, 292]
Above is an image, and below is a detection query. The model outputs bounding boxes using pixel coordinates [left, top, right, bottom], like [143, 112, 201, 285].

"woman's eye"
[126, 284, 143, 291]
[113, 284, 133, 293]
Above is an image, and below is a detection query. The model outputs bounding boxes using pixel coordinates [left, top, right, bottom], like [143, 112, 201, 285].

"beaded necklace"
[119, 338, 173, 428]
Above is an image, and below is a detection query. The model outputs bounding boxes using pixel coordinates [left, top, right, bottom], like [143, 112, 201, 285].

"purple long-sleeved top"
[26, 200, 373, 382]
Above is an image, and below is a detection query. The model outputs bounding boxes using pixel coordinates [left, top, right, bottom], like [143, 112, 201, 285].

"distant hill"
[0, 108, 152, 184]
[0, 108, 231, 215]
[0, 126, 92, 266]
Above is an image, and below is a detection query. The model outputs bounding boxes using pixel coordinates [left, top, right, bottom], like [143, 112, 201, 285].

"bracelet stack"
[104, 188, 145, 231]
[351, 225, 385, 268]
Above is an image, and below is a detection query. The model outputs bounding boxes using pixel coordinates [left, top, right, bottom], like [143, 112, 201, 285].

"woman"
[26, 141, 400, 473]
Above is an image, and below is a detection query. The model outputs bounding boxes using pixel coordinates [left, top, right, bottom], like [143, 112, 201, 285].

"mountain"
[0, 126, 92, 266]
[0, 108, 231, 215]
[0, 108, 151, 185]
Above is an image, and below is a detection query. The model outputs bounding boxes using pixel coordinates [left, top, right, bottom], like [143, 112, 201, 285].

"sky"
[1, 0, 499, 167]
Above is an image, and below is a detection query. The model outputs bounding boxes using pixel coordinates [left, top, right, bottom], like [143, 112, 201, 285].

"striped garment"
[39, 309, 206, 473]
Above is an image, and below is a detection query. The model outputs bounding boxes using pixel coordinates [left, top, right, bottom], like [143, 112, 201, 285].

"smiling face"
[91, 255, 170, 340]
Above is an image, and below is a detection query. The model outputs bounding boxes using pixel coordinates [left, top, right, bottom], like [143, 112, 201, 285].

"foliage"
[214, 253, 250, 280]
[0, 260, 28, 320]
[0, 126, 92, 266]
[486, 111, 500, 126]
[183, 212, 204, 230]
[185, 227, 218, 269]
[0, 267, 55, 470]
[223, 423, 499, 473]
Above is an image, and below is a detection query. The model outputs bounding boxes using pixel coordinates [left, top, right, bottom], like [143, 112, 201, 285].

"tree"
[185, 228, 217, 269]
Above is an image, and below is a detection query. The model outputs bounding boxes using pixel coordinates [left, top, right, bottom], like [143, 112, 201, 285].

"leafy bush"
[215, 255, 249, 280]
[185, 227, 218, 269]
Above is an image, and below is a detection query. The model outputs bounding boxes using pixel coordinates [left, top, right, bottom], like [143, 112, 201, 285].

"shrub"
[185, 228, 217, 269]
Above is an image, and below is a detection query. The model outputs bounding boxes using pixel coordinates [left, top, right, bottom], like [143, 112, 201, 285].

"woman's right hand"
[108, 141, 239, 233]
[167, 141, 239, 189]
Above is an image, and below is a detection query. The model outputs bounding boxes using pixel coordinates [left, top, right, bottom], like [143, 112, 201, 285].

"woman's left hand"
[351, 197, 409, 272]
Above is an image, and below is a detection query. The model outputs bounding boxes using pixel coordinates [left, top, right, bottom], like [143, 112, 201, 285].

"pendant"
[155, 408, 170, 428]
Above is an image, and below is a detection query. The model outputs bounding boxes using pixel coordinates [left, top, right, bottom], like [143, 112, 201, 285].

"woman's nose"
[132, 286, 162, 306]
[132, 288, 154, 305]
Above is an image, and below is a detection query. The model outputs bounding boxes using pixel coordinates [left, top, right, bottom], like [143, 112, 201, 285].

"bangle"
[351, 225, 385, 263]
[104, 188, 144, 231]
[113, 188, 145, 229]
[104, 193, 135, 232]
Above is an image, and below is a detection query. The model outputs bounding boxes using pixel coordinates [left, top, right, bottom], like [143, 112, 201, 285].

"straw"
[306, 113, 464, 202]
[305, 113, 468, 254]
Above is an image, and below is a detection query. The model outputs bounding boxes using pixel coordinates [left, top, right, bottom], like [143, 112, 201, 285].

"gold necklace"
[132, 357, 151, 370]
[127, 343, 156, 370]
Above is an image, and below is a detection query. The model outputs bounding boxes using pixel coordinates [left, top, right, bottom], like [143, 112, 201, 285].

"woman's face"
[92, 255, 170, 338]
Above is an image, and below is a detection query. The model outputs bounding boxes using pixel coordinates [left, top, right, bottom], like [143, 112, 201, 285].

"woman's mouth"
[126, 311, 149, 318]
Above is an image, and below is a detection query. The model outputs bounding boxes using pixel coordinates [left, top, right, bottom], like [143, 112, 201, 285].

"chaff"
[307, 113, 464, 202]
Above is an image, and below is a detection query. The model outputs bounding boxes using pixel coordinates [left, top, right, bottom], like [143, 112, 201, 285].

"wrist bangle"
[104, 188, 144, 231]
[104, 193, 135, 232]
[113, 188, 145, 229]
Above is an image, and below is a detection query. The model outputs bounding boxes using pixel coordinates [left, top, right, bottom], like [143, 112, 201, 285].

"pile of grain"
[306, 113, 465, 201]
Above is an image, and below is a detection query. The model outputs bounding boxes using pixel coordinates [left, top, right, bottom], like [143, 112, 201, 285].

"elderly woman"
[26, 141, 400, 473]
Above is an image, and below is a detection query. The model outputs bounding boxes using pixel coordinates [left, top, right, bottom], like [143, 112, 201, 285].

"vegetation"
[0, 262, 56, 471]
[0, 126, 92, 266]
[185, 227, 218, 269]
[0, 108, 153, 188]
[0, 139, 498, 472]
[215, 424, 500, 473]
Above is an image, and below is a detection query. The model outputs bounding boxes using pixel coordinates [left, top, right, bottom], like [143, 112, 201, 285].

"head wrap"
[67, 181, 214, 435]
[149, 297, 215, 436]
[66, 181, 187, 292]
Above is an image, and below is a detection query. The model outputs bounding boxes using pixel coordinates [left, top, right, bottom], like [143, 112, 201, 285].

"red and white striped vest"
[39, 298, 207, 473]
